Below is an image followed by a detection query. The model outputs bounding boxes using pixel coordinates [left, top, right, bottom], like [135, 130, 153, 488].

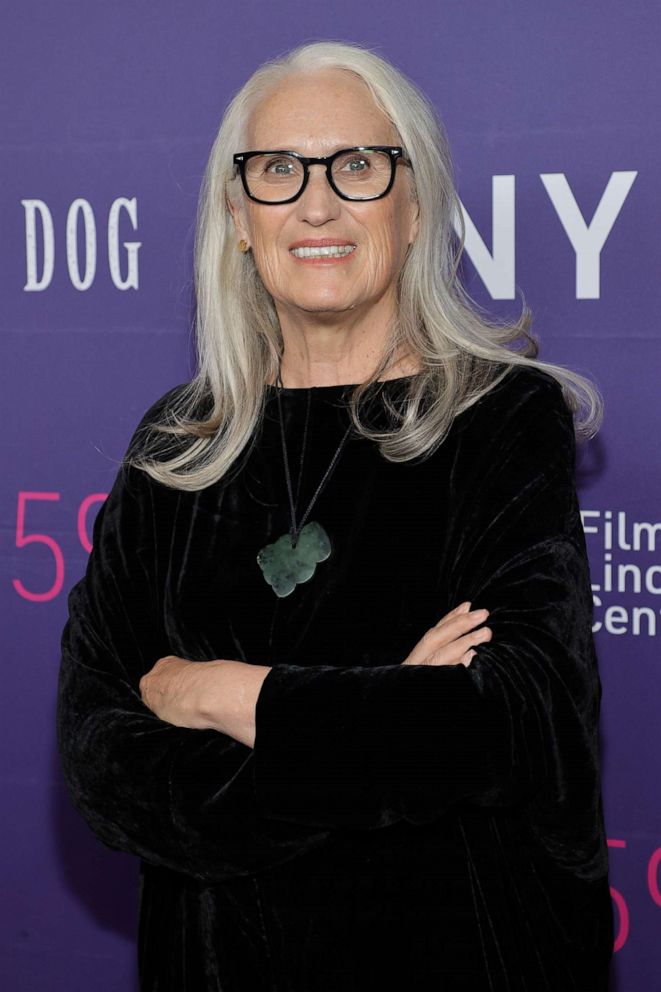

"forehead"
[246, 68, 399, 153]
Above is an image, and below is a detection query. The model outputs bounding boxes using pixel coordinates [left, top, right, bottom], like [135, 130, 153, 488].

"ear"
[226, 193, 250, 246]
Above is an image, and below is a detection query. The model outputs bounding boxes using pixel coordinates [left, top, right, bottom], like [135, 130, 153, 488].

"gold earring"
[238, 239, 249, 253]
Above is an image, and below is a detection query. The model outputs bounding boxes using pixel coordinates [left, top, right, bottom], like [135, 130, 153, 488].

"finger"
[435, 601, 471, 627]
[400, 611, 490, 667]
[428, 656, 469, 668]
[404, 615, 489, 666]
[451, 600, 472, 616]
[433, 608, 489, 635]
[455, 649, 478, 667]
[427, 626, 492, 664]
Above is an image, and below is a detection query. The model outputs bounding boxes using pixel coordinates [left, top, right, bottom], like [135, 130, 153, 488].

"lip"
[288, 238, 356, 250]
[288, 238, 358, 265]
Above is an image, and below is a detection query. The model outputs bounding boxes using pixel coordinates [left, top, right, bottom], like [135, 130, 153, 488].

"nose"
[295, 164, 341, 224]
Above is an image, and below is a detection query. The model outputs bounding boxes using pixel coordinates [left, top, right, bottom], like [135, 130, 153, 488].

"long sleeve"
[252, 372, 606, 874]
[56, 394, 329, 882]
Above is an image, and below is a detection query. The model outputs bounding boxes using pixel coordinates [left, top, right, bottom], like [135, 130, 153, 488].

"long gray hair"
[127, 40, 603, 490]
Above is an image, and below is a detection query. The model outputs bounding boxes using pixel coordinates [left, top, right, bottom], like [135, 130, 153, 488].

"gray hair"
[127, 40, 603, 490]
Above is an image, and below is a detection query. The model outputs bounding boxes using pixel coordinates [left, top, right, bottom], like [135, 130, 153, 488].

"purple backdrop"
[2, 2, 658, 988]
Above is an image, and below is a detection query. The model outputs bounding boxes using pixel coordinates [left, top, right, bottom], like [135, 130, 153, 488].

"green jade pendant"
[257, 521, 331, 598]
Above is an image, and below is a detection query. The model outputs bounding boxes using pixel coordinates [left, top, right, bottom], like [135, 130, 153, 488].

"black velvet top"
[57, 364, 613, 991]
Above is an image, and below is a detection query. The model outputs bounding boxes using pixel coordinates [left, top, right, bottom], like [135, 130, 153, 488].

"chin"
[294, 299, 358, 314]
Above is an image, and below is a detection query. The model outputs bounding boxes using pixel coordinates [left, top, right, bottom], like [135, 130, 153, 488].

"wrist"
[197, 660, 271, 748]
[195, 659, 239, 733]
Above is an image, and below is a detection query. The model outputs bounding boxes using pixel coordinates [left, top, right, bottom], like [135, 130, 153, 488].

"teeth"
[291, 245, 356, 258]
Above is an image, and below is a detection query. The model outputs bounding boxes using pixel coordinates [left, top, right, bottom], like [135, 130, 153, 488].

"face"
[227, 68, 419, 323]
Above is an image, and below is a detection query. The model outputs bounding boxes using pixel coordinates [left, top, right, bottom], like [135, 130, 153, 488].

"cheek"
[243, 205, 279, 253]
[253, 251, 286, 297]
[364, 213, 408, 279]
[248, 231, 285, 290]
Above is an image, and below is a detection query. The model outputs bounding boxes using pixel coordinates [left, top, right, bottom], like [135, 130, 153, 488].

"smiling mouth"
[290, 245, 356, 259]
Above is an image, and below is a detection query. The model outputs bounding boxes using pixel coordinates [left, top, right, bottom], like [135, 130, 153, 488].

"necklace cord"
[294, 389, 311, 517]
[275, 369, 354, 547]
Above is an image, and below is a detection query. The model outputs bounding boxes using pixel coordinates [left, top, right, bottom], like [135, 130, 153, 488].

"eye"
[263, 156, 297, 175]
[338, 154, 370, 173]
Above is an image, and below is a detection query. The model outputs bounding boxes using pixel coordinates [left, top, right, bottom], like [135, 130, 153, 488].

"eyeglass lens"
[244, 150, 394, 201]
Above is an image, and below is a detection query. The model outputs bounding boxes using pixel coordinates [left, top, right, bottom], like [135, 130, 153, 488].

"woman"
[57, 41, 613, 990]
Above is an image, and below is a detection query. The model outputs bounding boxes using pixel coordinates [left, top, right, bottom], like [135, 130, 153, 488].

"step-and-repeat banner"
[2, 2, 658, 988]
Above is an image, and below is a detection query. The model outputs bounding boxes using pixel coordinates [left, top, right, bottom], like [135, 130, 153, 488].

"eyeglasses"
[232, 146, 413, 204]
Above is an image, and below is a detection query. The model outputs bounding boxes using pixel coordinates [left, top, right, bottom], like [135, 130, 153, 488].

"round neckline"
[264, 372, 420, 394]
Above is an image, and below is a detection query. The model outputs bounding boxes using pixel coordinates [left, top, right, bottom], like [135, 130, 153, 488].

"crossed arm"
[57, 373, 602, 877]
[137, 600, 492, 747]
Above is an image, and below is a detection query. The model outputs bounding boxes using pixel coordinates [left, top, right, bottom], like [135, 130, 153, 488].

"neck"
[271, 294, 418, 388]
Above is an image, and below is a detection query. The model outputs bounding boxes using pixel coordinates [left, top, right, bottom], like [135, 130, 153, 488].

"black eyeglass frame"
[232, 146, 413, 205]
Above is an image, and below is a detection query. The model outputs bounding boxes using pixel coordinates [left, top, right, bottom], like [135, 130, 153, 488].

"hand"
[139, 655, 271, 747]
[139, 655, 234, 730]
[401, 601, 492, 667]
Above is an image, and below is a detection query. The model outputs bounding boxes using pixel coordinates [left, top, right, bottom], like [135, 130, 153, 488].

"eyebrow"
[248, 142, 392, 154]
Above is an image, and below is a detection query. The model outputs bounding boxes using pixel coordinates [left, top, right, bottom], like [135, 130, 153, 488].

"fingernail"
[467, 650, 477, 661]
[461, 601, 471, 612]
